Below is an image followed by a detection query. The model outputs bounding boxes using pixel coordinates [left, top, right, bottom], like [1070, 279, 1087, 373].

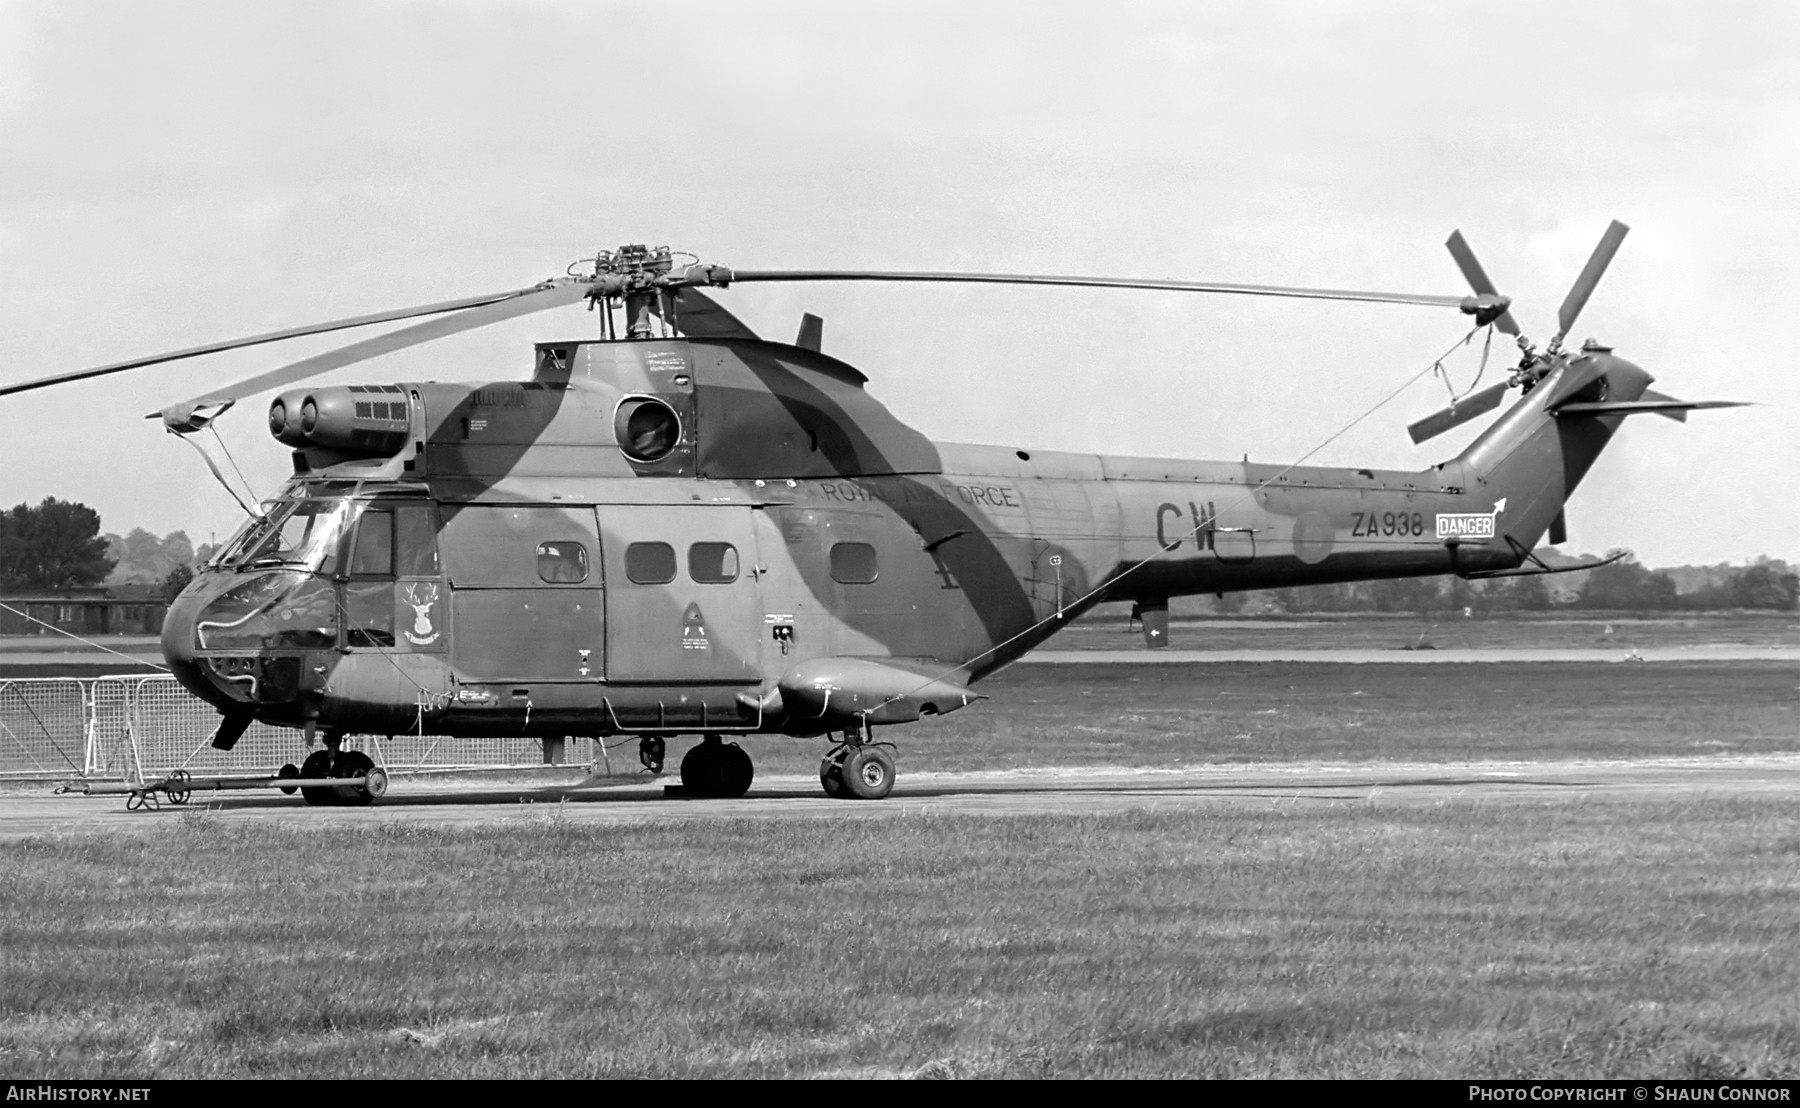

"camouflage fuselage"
[162, 335, 1645, 740]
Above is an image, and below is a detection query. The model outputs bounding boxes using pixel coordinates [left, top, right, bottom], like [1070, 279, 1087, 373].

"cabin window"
[441, 504, 598, 587]
[394, 503, 440, 577]
[344, 508, 396, 646]
[537, 541, 590, 584]
[625, 542, 676, 584]
[688, 542, 739, 584]
[344, 581, 395, 648]
[830, 542, 879, 584]
[349, 509, 394, 576]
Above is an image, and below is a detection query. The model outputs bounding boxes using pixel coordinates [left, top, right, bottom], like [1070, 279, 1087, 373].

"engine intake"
[269, 385, 413, 457]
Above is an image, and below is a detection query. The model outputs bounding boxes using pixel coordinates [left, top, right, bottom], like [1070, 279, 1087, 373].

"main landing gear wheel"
[819, 753, 848, 799]
[298, 749, 339, 807]
[298, 747, 384, 806]
[678, 735, 754, 799]
[336, 751, 384, 806]
[839, 745, 896, 800]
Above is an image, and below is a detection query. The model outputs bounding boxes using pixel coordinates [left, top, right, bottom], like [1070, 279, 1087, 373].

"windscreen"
[213, 497, 353, 573]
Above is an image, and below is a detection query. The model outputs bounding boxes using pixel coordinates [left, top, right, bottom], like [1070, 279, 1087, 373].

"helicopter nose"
[160, 572, 317, 717]
[161, 579, 237, 713]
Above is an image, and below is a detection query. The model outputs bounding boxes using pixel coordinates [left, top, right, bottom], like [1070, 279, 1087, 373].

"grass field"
[884, 660, 1800, 772]
[3, 798, 1797, 1079]
[4, 616, 1794, 1079]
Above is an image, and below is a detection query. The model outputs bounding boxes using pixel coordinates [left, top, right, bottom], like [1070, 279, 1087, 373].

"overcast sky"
[1, 0, 1794, 567]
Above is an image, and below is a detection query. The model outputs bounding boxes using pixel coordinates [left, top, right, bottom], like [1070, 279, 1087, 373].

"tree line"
[0, 498, 202, 600]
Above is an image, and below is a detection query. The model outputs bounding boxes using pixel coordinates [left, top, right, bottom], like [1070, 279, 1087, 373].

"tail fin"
[1446, 350, 1652, 553]
[1424, 221, 1745, 564]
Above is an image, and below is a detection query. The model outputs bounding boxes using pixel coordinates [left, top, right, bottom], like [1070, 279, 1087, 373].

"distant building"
[0, 584, 168, 636]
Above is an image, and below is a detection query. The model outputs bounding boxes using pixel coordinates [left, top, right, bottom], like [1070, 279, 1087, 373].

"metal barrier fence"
[0, 674, 596, 782]
[0, 678, 90, 780]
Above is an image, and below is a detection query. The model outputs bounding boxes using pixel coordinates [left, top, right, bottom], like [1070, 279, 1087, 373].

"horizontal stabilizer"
[1555, 399, 1747, 418]
[1639, 388, 1688, 422]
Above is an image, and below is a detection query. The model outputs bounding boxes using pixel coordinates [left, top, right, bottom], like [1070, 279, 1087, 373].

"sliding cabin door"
[440, 504, 605, 682]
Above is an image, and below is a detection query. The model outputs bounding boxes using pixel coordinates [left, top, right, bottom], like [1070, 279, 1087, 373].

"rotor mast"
[580, 244, 677, 339]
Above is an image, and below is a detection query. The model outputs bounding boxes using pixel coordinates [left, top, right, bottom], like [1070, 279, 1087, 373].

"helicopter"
[0, 222, 1742, 804]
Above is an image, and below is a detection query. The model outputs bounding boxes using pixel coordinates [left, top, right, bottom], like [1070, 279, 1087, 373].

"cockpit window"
[349, 509, 395, 576]
[220, 499, 352, 573]
[209, 514, 262, 569]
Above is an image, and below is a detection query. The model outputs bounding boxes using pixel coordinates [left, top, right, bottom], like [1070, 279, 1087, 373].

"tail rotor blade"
[1555, 220, 1629, 343]
[1407, 380, 1511, 444]
[1444, 231, 1520, 336]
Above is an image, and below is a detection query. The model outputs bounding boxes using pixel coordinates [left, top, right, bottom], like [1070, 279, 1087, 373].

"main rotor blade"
[1406, 380, 1511, 444]
[723, 269, 1497, 316]
[1555, 220, 1629, 342]
[648, 287, 760, 341]
[160, 279, 589, 425]
[1444, 231, 1520, 335]
[0, 286, 541, 399]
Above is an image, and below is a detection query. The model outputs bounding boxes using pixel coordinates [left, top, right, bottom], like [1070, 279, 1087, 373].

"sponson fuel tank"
[750, 657, 983, 729]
